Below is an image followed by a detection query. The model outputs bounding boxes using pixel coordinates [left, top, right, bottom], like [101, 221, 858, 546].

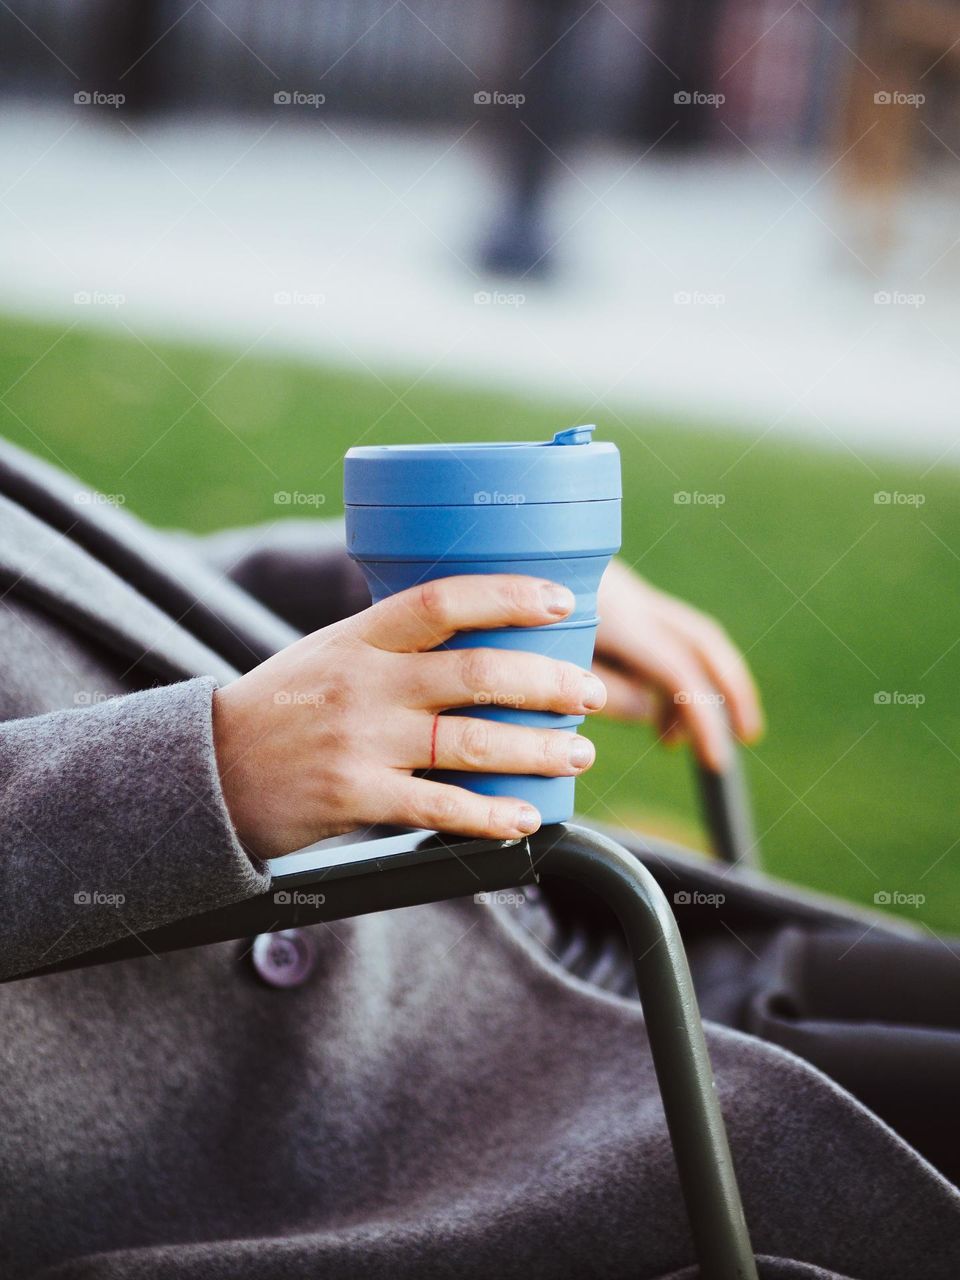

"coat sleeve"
[0, 676, 269, 981]
[168, 518, 372, 636]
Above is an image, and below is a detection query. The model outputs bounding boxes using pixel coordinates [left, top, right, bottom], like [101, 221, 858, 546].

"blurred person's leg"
[634, 0, 725, 148]
[480, 0, 590, 277]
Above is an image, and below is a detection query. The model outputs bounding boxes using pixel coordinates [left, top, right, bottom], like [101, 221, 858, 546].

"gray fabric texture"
[176, 516, 372, 634]
[0, 439, 957, 1279]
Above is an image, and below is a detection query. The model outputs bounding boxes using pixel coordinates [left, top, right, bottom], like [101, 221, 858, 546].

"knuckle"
[702, 627, 733, 663]
[701, 615, 730, 644]
[719, 652, 748, 687]
[556, 662, 583, 705]
[456, 719, 492, 767]
[427, 788, 463, 829]
[530, 731, 557, 771]
[542, 732, 568, 771]
[416, 579, 451, 630]
[320, 760, 356, 801]
[461, 647, 498, 694]
[669, 660, 698, 697]
[501, 576, 533, 613]
[484, 801, 508, 835]
[397, 653, 433, 706]
[320, 674, 352, 711]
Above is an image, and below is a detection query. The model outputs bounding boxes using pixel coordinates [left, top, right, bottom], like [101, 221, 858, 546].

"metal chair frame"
[16, 772, 761, 1279]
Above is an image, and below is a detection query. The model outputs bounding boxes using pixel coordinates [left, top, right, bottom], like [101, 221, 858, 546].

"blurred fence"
[2, 0, 852, 147]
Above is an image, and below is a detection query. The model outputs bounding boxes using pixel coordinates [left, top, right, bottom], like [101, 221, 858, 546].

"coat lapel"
[0, 438, 297, 684]
[0, 492, 240, 685]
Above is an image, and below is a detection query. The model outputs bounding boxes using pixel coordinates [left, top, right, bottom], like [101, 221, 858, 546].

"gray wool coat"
[0, 437, 957, 1280]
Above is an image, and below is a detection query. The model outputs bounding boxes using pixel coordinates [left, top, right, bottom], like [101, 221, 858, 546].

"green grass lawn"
[2, 316, 958, 932]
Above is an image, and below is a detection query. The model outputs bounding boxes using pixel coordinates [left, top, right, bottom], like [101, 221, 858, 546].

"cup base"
[427, 765, 576, 827]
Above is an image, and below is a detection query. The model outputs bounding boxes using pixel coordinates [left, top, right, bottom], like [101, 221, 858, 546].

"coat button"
[251, 930, 317, 989]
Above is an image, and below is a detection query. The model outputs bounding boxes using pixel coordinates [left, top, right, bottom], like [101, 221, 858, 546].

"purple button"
[251, 930, 317, 989]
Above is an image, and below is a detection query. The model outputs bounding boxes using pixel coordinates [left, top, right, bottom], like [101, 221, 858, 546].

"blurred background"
[1, 0, 958, 930]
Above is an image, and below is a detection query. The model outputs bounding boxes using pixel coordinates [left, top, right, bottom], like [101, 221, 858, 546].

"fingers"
[699, 648, 762, 742]
[620, 629, 732, 772]
[398, 647, 607, 715]
[358, 575, 574, 653]
[396, 713, 595, 776]
[590, 661, 656, 721]
[381, 776, 543, 839]
[657, 599, 764, 742]
[705, 650, 763, 741]
[597, 561, 763, 758]
[668, 664, 731, 771]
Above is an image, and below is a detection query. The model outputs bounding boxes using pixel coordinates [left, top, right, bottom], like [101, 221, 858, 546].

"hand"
[593, 560, 763, 772]
[212, 575, 607, 858]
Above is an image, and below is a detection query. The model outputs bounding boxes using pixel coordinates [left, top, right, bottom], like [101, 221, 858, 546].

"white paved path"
[1, 105, 958, 463]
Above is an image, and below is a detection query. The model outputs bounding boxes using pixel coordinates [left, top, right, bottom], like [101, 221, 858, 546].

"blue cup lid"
[344, 425, 620, 506]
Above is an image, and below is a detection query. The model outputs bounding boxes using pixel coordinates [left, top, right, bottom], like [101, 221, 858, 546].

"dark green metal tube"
[533, 823, 758, 1280]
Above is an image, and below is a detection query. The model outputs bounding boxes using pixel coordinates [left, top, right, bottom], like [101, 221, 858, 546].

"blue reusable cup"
[343, 425, 621, 824]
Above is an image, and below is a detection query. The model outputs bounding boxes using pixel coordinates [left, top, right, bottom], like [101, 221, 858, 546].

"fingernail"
[568, 737, 595, 769]
[541, 584, 574, 616]
[581, 676, 606, 710]
[515, 805, 541, 834]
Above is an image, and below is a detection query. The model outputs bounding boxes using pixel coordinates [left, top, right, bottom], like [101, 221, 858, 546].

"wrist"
[211, 684, 259, 855]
